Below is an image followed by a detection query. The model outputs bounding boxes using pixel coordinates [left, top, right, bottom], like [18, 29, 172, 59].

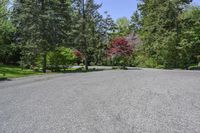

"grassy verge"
[0, 65, 42, 80]
[63, 68, 103, 73]
[0, 65, 103, 80]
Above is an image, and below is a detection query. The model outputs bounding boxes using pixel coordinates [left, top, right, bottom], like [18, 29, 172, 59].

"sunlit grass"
[0, 65, 42, 79]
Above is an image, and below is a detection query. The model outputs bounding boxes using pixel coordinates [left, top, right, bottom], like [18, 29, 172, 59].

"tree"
[112, 17, 131, 37]
[178, 6, 200, 68]
[93, 12, 115, 65]
[73, 0, 114, 68]
[130, 11, 141, 33]
[134, 0, 193, 68]
[0, 0, 17, 65]
[0, 0, 8, 19]
[12, 0, 73, 72]
[108, 37, 133, 68]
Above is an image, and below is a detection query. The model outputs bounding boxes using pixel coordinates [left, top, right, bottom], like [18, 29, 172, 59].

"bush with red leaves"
[74, 50, 83, 65]
[74, 50, 82, 58]
[108, 37, 133, 58]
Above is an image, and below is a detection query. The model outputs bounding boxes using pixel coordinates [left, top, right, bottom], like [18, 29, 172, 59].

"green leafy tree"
[0, 0, 17, 65]
[112, 17, 131, 37]
[178, 6, 200, 68]
[130, 11, 141, 33]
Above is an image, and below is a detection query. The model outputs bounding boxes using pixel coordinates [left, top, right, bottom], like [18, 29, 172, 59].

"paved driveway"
[0, 69, 200, 133]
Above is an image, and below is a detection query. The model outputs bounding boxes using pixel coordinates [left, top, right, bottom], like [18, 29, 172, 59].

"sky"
[96, 0, 200, 21]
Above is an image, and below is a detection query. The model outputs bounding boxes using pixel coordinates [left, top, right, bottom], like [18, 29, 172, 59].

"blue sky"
[96, 0, 200, 20]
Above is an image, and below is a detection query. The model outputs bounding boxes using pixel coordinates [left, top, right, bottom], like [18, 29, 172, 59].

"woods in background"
[132, 0, 200, 69]
[0, 0, 200, 71]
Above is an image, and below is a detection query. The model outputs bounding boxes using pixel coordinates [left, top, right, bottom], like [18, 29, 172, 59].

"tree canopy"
[0, 0, 199, 71]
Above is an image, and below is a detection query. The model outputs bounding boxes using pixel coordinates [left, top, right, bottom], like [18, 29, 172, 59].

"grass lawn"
[0, 65, 42, 79]
[0, 65, 103, 80]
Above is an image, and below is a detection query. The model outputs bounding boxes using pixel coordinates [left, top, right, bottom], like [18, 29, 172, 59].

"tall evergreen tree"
[12, 0, 73, 72]
[135, 0, 193, 68]
[73, 0, 114, 68]
[178, 5, 200, 68]
[0, 0, 16, 64]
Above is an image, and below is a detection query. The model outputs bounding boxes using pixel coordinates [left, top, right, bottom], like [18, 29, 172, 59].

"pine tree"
[0, 0, 16, 64]
[73, 0, 114, 68]
[135, 0, 193, 68]
[12, 0, 73, 72]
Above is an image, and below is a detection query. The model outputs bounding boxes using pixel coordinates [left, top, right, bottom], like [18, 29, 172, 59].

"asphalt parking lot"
[0, 69, 200, 133]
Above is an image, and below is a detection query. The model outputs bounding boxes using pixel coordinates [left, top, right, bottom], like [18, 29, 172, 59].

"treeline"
[131, 0, 200, 69]
[0, 0, 200, 71]
[0, 0, 115, 72]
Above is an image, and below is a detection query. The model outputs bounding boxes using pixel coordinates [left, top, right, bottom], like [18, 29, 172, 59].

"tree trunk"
[82, 0, 88, 71]
[41, 0, 47, 73]
[85, 54, 88, 70]
[42, 52, 47, 73]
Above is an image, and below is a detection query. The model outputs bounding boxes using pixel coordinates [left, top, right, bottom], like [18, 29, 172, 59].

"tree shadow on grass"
[112, 66, 142, 70]
[127, 67, 142, 70]
[0, 65, 36, 76]
[0, 77, 11, 82]
[60, 69, 105, 73]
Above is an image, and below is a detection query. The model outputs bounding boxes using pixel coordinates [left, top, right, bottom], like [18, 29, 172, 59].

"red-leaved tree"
[74, 50, 83, 65]
[108, 37, 133, 57]
[108, 37, 133, 68]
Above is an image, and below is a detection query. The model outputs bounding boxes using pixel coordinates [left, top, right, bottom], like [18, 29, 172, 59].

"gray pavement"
[0, 69, 200, 133]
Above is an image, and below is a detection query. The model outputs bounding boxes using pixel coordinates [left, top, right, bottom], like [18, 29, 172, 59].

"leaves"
[108, 37, 133, 57]
[134, 0, 199, 68]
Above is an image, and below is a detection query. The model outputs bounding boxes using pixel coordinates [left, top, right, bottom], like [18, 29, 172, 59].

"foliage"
[48, 47, 76, 68]
[0, 0, 17, 65]
[178, 6, 200, 68]
[73, 0, 115, 68]
[1, 0, 199, 71]
[108, 37, 133, 67]
[12, 0, 73, 72]
[36, 47, 76, 71]
[130, 11, 141, 33]
[74, 50, 83, 65]
[132, 0, 198, 69]
[197, 55, 200, 63]
[134, 52, 158, 68]
[188, 65, 200, 70]
[108, 37, 133, 57]
[3, 0, 115, 71]
[113, 17, 131, 37]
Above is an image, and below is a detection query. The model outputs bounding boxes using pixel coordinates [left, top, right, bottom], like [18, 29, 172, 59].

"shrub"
[74, 50, 83, 65]
[145, 58, 158, 68]
[108, 37, 133, 67]
[48, 47, 76, 71]
[36, 47, 77, 71]
[32, 66, 40, 72]
[197, 55, 200, 63]
[134, 53, 158, 68]
[112, 66, 118, 70]
[188, 65, 200, 70]
[79, 63, 84, 66]
[156, 65, 165, 69]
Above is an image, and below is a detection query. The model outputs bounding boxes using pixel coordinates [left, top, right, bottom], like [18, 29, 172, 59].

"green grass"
[0, 65, 42, 79]
[188, 65, 200, 70]
[0, 65, 103, 80]
[55, 67, 103, 73]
